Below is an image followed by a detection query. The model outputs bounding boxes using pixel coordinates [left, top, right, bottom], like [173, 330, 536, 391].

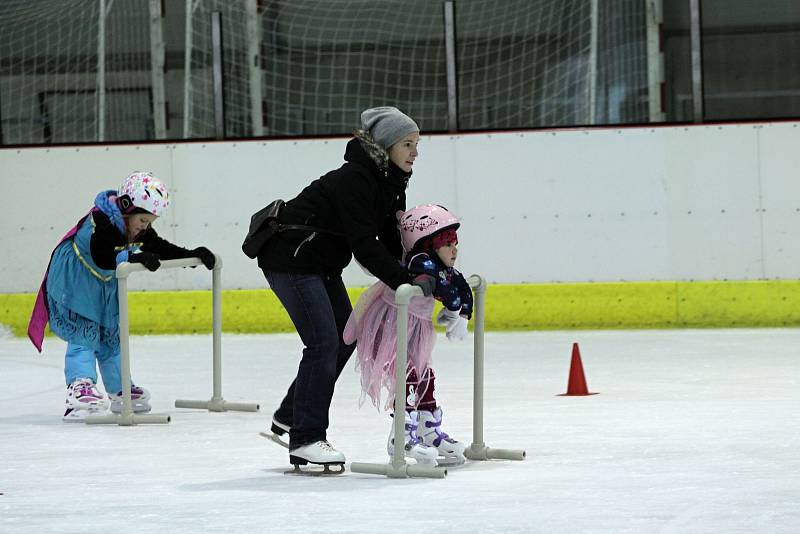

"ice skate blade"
[62, 407, 105, 423]
[110, 402, 151, 414]
[388, 452, 438, 467]
[435, 455, 466, 467]
[259, 431, 289, 449]
[284, 463, 345, 476]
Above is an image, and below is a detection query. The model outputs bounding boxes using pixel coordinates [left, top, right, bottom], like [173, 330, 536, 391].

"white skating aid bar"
[86, 254, 259, 426]
[350, 274, 525, 479]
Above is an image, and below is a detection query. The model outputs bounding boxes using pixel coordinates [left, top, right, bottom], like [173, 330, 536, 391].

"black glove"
[129, 251, 161, 272]
[190, 247, 216, 270]
[411, 274, 436, 297]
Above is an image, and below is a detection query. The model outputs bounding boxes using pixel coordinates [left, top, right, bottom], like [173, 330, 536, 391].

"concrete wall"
[2, 121, 799, 293]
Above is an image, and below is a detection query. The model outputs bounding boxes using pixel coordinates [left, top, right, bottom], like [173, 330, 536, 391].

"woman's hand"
[411, 274, 436, 296]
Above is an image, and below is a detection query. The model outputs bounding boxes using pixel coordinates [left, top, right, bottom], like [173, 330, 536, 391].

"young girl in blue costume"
[343, 204, 473, 465]
[28, 171, 216, 422]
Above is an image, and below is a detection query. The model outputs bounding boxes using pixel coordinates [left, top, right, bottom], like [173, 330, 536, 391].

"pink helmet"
[397, 204, 460, 253]
[118, 171, 170, 216]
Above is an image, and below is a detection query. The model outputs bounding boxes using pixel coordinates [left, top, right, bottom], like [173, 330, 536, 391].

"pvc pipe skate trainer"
[173, 255, 259, 414]
[351, 284, 446, 479]
[463, 274, 526, 462]
[86, 254, 259, 426]
[350, 274, 525, 478]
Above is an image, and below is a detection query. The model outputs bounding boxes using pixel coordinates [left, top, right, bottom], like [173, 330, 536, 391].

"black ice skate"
[286, 440, 346, 476]
[259, 415, 290, 449]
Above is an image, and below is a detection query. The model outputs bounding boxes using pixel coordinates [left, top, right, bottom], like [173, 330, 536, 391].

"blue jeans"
[263, 271, 355, 448]
[64, 342, 123, 394]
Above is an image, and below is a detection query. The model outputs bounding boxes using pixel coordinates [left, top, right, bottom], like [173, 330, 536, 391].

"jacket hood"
[94, 190, 126, 234]
[352, 129, 389, 169]
[347, 130, 412, 189]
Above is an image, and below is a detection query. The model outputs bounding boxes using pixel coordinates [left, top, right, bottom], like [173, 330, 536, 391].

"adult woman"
[258, 107, 435, 469]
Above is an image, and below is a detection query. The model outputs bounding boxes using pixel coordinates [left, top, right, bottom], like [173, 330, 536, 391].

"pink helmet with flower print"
[396, 204, 460, 253]
[118, 171, 170, 216]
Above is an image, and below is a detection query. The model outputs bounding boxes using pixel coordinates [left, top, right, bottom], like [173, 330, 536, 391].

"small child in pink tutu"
[343, 204, 473, 465]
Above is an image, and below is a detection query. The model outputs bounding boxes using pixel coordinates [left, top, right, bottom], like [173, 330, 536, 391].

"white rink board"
[2, 122, 799, 292]
[758, 124, 800, 278]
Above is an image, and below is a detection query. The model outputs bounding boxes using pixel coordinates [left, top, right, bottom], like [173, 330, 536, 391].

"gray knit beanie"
[360, 106, 419, 149]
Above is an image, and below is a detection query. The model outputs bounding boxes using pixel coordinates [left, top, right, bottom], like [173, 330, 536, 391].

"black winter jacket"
[89, 210, 195, 269]
[257, 135, 412, 290]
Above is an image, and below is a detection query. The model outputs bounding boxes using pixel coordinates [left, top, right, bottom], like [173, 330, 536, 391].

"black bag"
[242, 199, 285, 259]
[242, 199, 345, 259]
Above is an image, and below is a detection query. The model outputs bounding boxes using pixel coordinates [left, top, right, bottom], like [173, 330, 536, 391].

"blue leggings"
[64, 342, 123, 394]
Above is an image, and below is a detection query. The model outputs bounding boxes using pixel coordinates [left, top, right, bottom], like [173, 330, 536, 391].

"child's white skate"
[259, 415, 290, 449]
[62, 378, 109, 422]
[387, 411, 439, 466]
[417, 407, 467, 466]
[287, 440, 346, 476]
[110, 385, 152, 414]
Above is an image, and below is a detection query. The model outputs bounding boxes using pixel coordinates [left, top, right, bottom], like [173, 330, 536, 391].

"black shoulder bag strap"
[242, 199, 344, 258]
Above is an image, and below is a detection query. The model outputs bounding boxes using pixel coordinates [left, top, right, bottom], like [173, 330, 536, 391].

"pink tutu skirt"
[343, 281, 436, 411]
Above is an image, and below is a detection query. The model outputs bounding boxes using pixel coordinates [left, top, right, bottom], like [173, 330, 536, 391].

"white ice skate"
[287, 440, 346, 476]
[62, 378, 109, 422]
[417, 407, 466, 466]
[259, 415, 290, 449]
[387, 411, 439, 466]
[109, 384, 152, 414]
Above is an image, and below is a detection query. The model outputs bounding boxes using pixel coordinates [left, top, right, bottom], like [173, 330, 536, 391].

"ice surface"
[1, 329, 798, 533]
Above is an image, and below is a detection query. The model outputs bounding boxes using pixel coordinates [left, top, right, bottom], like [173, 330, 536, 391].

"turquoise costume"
[46, 191, 132, 352]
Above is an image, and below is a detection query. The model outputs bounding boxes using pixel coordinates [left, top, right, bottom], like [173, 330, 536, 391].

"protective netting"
[185, 0, 647, 137]
[0, 0, 153, 144]
[0, 0, 648, 144]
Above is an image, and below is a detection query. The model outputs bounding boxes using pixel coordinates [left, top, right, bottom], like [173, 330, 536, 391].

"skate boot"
[110, 384, 152, 414]
[288, 440, 346, 475]
[418, 407, 466, 466]
[387, 411, 438, 466]
[259, 413, 291, 449]
[63, 378, 109, 422]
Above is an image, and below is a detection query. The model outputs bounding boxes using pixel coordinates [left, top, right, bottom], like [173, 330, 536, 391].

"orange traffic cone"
[558, 342, 598, 396]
